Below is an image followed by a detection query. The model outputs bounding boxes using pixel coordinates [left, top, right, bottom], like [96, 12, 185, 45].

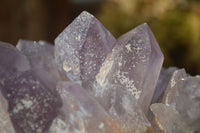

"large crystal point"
[55, 11, 116, 84]
[163, 75, 200, 131]
[0, 41, 30, 78]
[94, 23, 164, 114]
[150, 103, 194, 133]
[1, 68, 62, 133]
[0, 91, 15, 133]
[54, 82, 122, 133]
[16, 40, 67, 81]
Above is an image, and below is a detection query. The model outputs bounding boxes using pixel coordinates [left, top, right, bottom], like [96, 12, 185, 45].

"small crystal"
[151, 67, 178, 103]
[0, 41, 30, 78]
[16, 40, 67, 81]
[162, 68, 187, 105]
[55, 11, 116, 85]
[150, 103, 194, 133]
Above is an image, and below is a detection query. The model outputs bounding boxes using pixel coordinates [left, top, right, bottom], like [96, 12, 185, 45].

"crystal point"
[94, 23, 163, 114]
[55, 11, 116, 84]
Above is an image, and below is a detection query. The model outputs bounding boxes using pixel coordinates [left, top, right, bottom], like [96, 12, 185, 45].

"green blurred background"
[0, 0, 200, 75]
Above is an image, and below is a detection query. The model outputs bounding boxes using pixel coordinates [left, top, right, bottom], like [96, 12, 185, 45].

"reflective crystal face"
[1, 69, 62, 133]
[93, 23, 164, 114]
[55, 11, 116, 85]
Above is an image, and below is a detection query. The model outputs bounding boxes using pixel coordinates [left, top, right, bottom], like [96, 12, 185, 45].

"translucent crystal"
[94, 23, 164, 114]
[0, 91, 15, 133]
[55, 11, 116, 85]
[150, 103, 194, 133]
[54, 82, 122, 133]
[1, 68, 62, 133]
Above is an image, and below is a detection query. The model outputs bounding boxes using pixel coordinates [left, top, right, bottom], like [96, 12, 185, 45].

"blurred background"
[0, 0, 200, 75]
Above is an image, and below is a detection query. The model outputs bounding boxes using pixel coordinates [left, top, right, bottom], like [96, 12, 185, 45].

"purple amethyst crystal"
[1, 68, 62, 133]
[94, 23, 164, 114]
[54, 11, 116, 85]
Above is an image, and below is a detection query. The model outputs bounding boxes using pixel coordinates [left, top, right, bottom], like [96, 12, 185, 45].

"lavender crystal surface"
[54, 81, 122, 133]
[151, 67, 177, 103]
[150, 103, 194, 133]
[0, 41, 30, 79]
[94, 23, 163, 114]
[163, 75, 200, 131]
[1, 69, 62, 133]
[55, 11, 116, 85]
[16, 40, 67, 81]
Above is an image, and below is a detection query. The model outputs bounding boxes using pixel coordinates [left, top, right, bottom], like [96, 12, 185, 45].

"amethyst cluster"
[0, 11, 200, 133]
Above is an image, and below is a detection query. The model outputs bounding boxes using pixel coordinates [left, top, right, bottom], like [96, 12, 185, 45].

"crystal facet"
[1, 68, 62, 133]
[0, 41, 30, 78]
[16, 40, 67, 81]
[55, 11, 116, 85]
[151, 67, 177, 103]
[163, 75, 200, 131]
[93, 23, 164, 114]
[53, 82, 125, 133]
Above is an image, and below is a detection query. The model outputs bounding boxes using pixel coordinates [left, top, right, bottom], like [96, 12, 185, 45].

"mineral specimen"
[0, 10, 200, 133]
[55, 11, 116, 85]
[93, 23, 163, 114]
